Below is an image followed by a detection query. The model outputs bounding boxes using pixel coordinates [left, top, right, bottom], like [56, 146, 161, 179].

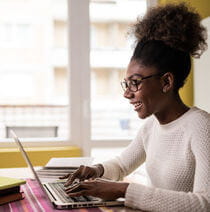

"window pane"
[90, 0, 147, 139]
[0, 0, 68, 139]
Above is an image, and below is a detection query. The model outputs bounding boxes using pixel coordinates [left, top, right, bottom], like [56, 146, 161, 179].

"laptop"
[11, 130, 125, 209]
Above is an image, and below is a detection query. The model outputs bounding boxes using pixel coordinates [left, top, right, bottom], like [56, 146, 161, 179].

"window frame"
[0, 0, 156, 156]
[69, 0, 156, 155]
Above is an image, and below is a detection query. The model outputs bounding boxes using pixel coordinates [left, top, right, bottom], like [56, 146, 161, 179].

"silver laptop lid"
[11, 130, 125, 209]
[10, 130, 45, 191]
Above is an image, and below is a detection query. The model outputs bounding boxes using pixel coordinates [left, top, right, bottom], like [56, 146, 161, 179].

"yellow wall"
[0, 146, 82, 168]
[158, 0, 210, 106]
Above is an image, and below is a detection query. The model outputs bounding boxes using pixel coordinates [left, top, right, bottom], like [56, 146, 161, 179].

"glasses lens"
[121, 81, 127, 91]
[130, 80, 138, 92]
[121, 80, 139, 92]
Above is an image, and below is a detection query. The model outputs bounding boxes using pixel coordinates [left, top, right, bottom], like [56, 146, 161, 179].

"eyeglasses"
[121, 73, 162, 92]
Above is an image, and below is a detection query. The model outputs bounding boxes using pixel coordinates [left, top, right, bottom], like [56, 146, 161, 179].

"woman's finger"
[67, 190, 87, 197]
[64, 166, 84, 186]
[59, 173, 70, 179]
[65, 183, 83, 193]
[65, 181, 91, 193]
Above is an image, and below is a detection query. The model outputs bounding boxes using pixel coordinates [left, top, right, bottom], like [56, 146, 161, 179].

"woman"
[61, 3, 210, 211]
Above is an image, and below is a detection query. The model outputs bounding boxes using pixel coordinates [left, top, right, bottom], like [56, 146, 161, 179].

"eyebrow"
[125, 74, 143, 80]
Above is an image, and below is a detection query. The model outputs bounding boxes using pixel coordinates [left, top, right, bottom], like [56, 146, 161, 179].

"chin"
[137, 112, 147, 119]
[137, 110, 151, 119]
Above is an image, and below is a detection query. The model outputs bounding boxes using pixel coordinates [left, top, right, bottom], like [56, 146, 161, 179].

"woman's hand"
[59, 164, 104, 187]
[65, 178, 129, 200]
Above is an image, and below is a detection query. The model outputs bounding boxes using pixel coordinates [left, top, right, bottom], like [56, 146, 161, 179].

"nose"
[123, 89, 134, 99]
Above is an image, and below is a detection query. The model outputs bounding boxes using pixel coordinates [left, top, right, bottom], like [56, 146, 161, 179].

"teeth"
[134, 102, 142, 108]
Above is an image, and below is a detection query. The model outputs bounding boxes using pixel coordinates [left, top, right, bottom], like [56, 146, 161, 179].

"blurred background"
[0, 0, 209, 167]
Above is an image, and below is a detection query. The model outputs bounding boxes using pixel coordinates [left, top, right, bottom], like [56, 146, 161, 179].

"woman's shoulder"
[187, 107, 209, 139]
[188, 107, 210, 150]
[187, 106, 210, 124]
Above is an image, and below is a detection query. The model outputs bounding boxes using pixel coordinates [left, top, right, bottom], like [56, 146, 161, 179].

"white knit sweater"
[102, 107, 210, 212]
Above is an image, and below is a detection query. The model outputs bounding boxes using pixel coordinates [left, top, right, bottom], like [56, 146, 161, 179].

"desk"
[0, 168, 144, 212]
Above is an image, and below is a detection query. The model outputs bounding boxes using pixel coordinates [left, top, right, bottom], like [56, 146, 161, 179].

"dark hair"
[131, 3, 207, 91]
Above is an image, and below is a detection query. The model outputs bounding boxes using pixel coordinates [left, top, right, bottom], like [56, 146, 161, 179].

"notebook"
[0, 176, 25, 205]
[0, 176, 26, 190]
[11, 130, 125, 209]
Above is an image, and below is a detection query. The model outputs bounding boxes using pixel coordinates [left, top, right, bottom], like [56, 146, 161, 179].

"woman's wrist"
[117, 182, 129, 197]
[94, 164, 104, 177]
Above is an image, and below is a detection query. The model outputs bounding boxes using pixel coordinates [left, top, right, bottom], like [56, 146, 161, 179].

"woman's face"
[123, 60, 165, 119]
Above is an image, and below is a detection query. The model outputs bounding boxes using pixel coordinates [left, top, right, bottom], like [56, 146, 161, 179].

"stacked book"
[36, 157, 94, 183]
[0, 176, 26, 205]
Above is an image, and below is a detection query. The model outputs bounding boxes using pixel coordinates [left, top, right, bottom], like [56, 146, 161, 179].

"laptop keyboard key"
[48, 182, 99, 204]
[71, 196, 88, 202]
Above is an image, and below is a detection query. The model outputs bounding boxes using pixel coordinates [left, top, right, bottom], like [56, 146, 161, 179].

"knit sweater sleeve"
[125, 113, 210, 212]
[101, 123, 147, 181]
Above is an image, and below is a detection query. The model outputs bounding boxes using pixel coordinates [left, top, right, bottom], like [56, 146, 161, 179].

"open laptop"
[11, 130, 125, 209]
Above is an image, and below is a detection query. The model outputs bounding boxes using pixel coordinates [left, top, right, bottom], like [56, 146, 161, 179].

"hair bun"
[132, 3, 207, 58]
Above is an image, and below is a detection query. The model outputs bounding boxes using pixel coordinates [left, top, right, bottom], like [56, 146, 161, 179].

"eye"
[130, 79, 141, 85]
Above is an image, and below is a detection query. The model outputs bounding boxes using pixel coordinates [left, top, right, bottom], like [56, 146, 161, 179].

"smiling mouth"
[133, 102, 143, 110]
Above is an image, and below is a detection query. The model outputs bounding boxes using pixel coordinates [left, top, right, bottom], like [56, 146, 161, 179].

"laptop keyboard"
[48, 182, 99, 203]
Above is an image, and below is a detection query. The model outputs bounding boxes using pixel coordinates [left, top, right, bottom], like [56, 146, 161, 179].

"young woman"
[61, 3, 210, 211]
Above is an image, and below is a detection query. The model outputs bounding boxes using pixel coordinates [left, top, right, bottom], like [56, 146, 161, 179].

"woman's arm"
[102, 128, 146, 181]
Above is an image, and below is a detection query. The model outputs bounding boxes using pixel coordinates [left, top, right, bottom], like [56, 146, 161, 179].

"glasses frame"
[121, 73, 163, 92]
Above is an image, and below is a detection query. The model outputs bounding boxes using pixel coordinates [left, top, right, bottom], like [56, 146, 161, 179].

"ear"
[161, 72, 174, 93]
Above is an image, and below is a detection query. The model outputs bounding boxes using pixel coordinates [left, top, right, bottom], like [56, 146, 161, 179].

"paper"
[45, 157, 94, 168]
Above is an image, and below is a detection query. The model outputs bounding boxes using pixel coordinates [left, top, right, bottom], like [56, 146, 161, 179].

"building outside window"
[0, 0, 148, 156]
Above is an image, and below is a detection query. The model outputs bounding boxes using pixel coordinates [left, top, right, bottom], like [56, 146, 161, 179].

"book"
[0, 192, 24, 205]
[0, 186, 20, 196]
[35, 157, 93, 183]
[0, 176, 26, 190]
[45, 157, 94, 168]
[36, 166, 77, 183]
[0, 176, 26, 205]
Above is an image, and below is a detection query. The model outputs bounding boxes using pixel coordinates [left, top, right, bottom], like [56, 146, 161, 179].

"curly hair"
[130, 3, 207, 91]
[133, 3, 207, 58]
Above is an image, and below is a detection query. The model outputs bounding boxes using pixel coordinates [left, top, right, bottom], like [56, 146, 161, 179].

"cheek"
[140, 87, 162, 107]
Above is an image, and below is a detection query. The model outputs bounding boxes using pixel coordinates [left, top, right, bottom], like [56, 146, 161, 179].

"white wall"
[194, 17, 210, 112]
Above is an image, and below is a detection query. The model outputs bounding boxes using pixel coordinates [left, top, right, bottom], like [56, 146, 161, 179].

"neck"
[155, 94, 190, 125]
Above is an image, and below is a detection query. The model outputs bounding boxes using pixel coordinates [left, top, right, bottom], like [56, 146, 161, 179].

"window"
[90, 0, 147, 140]
[0, 23, 33, 47]
[0, 0, 151, 156]
[0, 0, 69, 141]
